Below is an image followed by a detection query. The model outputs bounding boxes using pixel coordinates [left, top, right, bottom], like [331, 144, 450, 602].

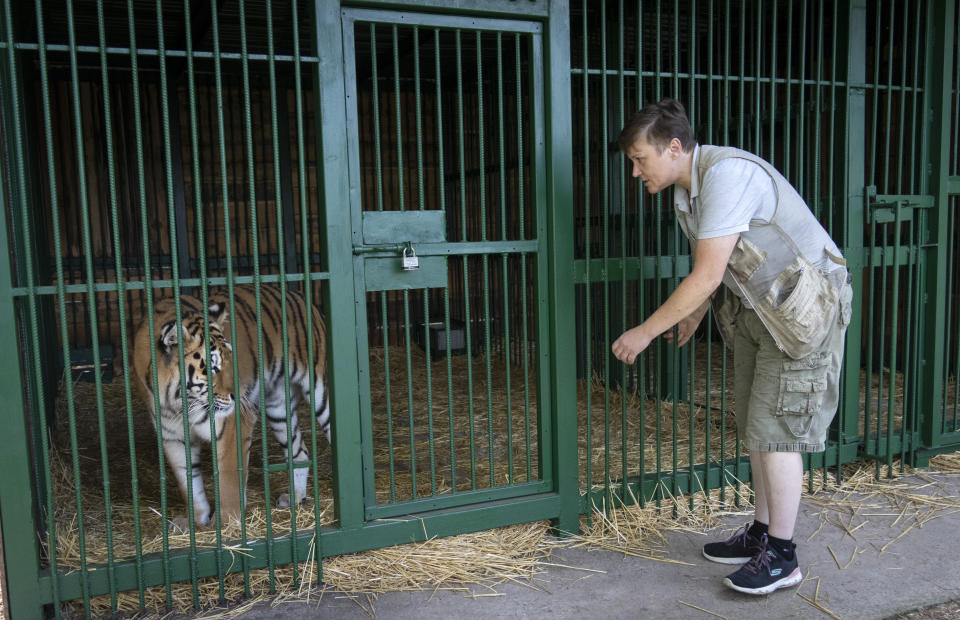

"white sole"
[702, 549, 753, 565]
[723, 567, 803, 595]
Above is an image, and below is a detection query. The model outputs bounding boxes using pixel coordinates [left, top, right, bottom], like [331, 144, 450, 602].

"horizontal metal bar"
[365, 480, 552, 520]
[860, 432, 920, 459]
[342, 0, 549, 19]
[571, 66, 849, 89]
[863, 246, 917, 264]
[0, 42, 318, 64]
[948, 176, 960, 194]
[355, 240, 538, 258]
[573, 255, 692, 284]
[264, 461, 312, 473]
[342, 8, 543, 34]
[570, 68, 924, 94]
[10, 272, 331, 297]
[38, 493, 563, 604]
[870, 194, 935, 208]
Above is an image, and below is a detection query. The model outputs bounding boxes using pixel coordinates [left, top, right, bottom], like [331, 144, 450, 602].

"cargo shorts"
[733, 281, 853, 453]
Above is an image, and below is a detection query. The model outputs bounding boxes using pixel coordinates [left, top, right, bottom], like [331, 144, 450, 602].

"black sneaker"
[722, 534, 803, 595]
[702, 523, 761, 564]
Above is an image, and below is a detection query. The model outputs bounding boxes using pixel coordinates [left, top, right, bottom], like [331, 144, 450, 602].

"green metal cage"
[0, 0, 957, 617]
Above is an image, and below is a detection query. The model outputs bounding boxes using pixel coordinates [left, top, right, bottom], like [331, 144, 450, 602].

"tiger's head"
[155, 301, 236, 421]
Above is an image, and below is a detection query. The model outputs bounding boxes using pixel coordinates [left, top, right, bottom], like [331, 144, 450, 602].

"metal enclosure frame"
[0, 0, 956, 617]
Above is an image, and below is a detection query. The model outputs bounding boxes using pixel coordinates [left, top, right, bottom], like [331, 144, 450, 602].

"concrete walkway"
[180, 470, 960, 620]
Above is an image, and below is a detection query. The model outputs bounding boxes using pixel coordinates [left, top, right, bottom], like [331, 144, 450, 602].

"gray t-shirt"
[674, 145, 776, 239]
[674, 145, 778, 300]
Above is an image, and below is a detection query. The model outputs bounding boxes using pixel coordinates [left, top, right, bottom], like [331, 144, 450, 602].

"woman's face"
[624, 136, 683, 194]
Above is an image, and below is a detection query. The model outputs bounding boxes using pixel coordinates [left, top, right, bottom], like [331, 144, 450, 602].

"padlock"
[402, 246, 420, 271]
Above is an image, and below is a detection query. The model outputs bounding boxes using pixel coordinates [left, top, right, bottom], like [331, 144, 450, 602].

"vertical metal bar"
[0, 1, 58, 616]
[289, 0, 322, 581]
[670, 0, 679, 508]
[600, 0, 612, 507]
[157, 0, 204, 599]
[455, 30, 477, 490]
[618, 0, 629, 496]
[546, 0, 580, 535]
[654, 0, 663, 509]
[64, 0, 117, 610]
[702, 0, 714, 497]
[785, 0, 794, 180]
[369, 24, 397, 503]
[580, 0, 592, 514]
[798, 0, 807, 203]
[718, 0, 730, 504]
[264, 0, 302, 580]
[93, 0, 130, 610]
[753, 2, 761, 152]
[435, 28, 457, 495]
[0, 54, 45, 618]
[239, 0, 276, 590]
[769, 0, 777, 163]
[917, 0, 954, 451]
[403, 291, 417, 498]
[901, 217, 916, 468]
[908, 0, 922, 193]
[687, 0, 697, 508]
[315, 1, 363, 532]
[30, 0, 66, 613]
[209, 0, 251, 593]
[412, 26, 437, 496]
[389, 24, 419, 499]
[496, 31, 514, 484]
[181, 0, 229, 600]
[636, 0, 646, 509]
[516, 32, 533, 484]
[886, 205, 903, 477]
[895, 0, 908, 194]
[838, 0, 867, 482]
[474, 30, 496, 489]
[882, 0, 894, 192]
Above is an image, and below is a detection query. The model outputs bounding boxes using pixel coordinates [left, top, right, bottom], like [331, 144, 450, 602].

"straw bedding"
[43, 343, 960, 617]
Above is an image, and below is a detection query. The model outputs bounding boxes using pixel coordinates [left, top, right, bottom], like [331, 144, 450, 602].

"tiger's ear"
[208, 301, 229, 329]
[158, 319, 199, 354]
[158, 319, 182, 355]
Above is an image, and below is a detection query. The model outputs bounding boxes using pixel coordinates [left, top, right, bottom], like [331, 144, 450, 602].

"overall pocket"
[728, 237, 766, 281]
[778, 353, 828, 437]
[760, 255, 839, 358]
[713, 294, 742, 346]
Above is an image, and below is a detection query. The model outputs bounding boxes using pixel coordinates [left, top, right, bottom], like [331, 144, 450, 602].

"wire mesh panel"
[342, 10, 550, 518]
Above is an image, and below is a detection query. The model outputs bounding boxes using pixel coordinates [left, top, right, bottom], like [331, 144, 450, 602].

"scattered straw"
[797, 576, 842, 620]
[678, 600, 728, 619]
[43, 345, 960, 617]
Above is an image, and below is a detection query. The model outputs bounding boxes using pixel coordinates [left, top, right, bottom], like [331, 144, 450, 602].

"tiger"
[132, 284, 330, 529]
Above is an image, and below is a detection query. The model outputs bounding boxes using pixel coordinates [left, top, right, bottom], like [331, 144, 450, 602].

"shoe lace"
[742, 534, 773, 575]
[724, 522, 752, 548]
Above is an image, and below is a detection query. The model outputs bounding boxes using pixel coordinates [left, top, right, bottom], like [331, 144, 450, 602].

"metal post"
[837, 0, 867, 457]
[312, 0, 365, 531]
[918, 0, 956, 456]
[546, 0, 579, 536]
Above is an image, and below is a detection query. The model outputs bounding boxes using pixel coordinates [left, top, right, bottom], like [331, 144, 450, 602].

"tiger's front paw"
[275, 490, 307, 509]
[168, 511, 212, 533]
[169, 516, 191, 533]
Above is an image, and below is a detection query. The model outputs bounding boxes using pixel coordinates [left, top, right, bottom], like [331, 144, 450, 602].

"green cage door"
[341, 8, 553, 520]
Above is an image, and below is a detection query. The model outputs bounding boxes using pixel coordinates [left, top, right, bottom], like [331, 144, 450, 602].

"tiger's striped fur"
[132, 284, 330, 528]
